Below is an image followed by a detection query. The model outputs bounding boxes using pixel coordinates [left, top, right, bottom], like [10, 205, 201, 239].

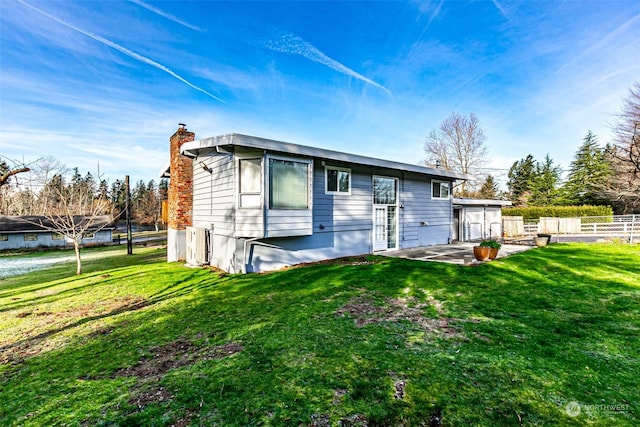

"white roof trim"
[179, 133, 469, 180]
[453, 198, 512, 207]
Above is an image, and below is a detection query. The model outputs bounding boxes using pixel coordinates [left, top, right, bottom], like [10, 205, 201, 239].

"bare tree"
[6, 158, 119, 274]
[424, 112, 488, 195]
[607, 82, 640, 213]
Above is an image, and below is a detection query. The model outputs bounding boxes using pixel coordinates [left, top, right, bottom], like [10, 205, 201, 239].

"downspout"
[243, 237, 262, 274]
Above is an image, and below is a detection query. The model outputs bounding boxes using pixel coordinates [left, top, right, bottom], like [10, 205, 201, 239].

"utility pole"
[125, 175, 133, 255]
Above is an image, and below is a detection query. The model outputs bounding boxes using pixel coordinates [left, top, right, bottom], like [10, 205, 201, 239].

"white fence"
[503, 215, 639, 243]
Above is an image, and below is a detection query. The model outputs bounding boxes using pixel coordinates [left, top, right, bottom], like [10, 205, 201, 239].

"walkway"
[382, 242, 532, 265]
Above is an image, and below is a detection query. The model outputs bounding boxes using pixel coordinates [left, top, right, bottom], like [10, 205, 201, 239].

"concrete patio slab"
[381, 242, 532, 265]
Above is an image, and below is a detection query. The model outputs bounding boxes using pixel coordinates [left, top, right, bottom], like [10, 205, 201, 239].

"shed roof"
[166, 133, 469, 180]
[452, 198, 512, 207]
[0, 215, 114, 233]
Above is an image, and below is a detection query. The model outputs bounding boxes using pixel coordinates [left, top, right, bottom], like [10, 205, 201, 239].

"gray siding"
[192, 152, 236, 237]
[313, 162, 373, 234]
[399, 173, 453, 248]
[0, 230, 112, 250]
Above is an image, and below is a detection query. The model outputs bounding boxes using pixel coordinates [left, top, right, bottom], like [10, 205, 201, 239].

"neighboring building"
[452, 198, 512, 242]
[162, 126, 468, 273]
[0, 215, 114, 250]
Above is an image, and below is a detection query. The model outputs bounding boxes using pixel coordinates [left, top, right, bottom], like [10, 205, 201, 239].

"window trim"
[238, 158, 263, 209]
[24, 233, 38, 241]
[52, 232, 65, 240]
[0, 233, 8, 241]
[324, 165, 351, 195]
[431, 179, 451, 200]
[266, 154, 313, 210]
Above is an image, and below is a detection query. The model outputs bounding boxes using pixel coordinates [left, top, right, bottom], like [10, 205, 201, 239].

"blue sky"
[1, 0, 639, 189]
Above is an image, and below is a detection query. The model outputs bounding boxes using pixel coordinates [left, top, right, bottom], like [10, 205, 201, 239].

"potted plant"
[534, 236, 548, 247]
[537, 233, 552, 245]
[479, 239, 502, 260]
[473, 240, 500, 261]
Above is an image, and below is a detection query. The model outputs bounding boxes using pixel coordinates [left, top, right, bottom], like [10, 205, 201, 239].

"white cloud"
[263, 31, 392, 96]
[128, 0, 205, 32]
[17, 0, 224, 103]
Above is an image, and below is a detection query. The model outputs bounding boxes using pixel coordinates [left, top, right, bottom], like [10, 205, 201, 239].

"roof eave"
[180, 133, 469, 180]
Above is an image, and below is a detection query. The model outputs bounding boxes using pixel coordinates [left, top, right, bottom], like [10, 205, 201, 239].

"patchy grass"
[0, 243, 639, 426]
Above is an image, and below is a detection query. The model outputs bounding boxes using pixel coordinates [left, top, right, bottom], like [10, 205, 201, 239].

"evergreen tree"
[561, 131, 611, 205]
[506, 154, 536, 206]
[529, 154, 562, 206]
[477, 175, 501, 199]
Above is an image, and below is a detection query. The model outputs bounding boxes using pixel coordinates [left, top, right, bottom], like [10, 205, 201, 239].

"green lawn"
[1, 243, 638, 426]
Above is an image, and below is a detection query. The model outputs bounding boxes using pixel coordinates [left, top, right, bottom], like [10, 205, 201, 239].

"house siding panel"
[399, 173, 453, 248]
[312, 163, 372, 235]
[192, 153, 235, 237]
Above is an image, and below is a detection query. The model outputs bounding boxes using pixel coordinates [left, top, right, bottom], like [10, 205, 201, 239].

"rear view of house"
[162, 126, 467, 273]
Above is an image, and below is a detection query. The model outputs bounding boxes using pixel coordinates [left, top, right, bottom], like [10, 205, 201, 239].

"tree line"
[424, 82, 640, 214]
[0, 156, 168, 227]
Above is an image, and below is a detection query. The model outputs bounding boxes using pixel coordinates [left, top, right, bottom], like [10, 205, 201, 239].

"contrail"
[492, 0, 508, 19]
[265, 31, 391, 96]
[128, 0, 204, 32]
[17, 0, 223, 103]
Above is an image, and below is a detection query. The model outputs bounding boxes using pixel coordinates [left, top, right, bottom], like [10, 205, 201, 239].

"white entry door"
[372, 176, 399, 251]
[373, 206, 388, 251]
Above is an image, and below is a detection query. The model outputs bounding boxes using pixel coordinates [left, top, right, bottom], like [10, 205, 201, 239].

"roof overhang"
[453, 198, 513, 207]
[178, 133, 470, 180]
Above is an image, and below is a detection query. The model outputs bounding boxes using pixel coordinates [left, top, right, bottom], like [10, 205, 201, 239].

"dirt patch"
[115, 339, 243, 379]
[267, 255, 378, 274]
[335, 295, 461, 338]
[117, 338, 242, 420]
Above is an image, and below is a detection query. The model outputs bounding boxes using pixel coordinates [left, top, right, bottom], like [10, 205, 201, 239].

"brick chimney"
[167, 123, 195, 262]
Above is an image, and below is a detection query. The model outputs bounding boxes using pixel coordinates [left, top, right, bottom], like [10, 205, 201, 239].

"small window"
[84, 231, 95, 239]
[269, 158, 311, 209]
[52, 233, 65, 240]
[325, 166, 351, 194]
[239, 158, 262, 208]
[0, 234, 8, 241]
[432, 180, 450, 200]
[24, 233, 37, 241]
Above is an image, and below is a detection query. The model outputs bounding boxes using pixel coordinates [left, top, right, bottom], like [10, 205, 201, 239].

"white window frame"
[52, 232, 65, 240]
[324, 166, 351, 195]
[83, 231, 95, 239]
[238, 158, 263, 209]
[0, 234, 8, 241]
[431, 179, 451, 200]
[266, 155, 313, 210]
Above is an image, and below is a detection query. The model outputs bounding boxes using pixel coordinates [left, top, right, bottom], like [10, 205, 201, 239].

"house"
[451, 198, 512, 242]
[0, 215, 114, 250]
[162, 125, 468, 273]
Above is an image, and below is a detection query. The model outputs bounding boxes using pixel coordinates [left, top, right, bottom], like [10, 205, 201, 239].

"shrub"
[502, 205, 613, 221]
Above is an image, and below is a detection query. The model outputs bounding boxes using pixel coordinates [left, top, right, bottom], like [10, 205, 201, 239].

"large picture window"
[269, 158, 310, 209]
[432, 180, 451, 199]
[325, 166, 351, 194]
[239, 158, 262, 208]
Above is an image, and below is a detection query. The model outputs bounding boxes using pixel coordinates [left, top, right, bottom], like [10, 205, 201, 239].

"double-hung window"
[432, 180, 451, 199]
[268, 158, 311, 209]
[325, 166, 351, 194]
[239, 158, 262, 208]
